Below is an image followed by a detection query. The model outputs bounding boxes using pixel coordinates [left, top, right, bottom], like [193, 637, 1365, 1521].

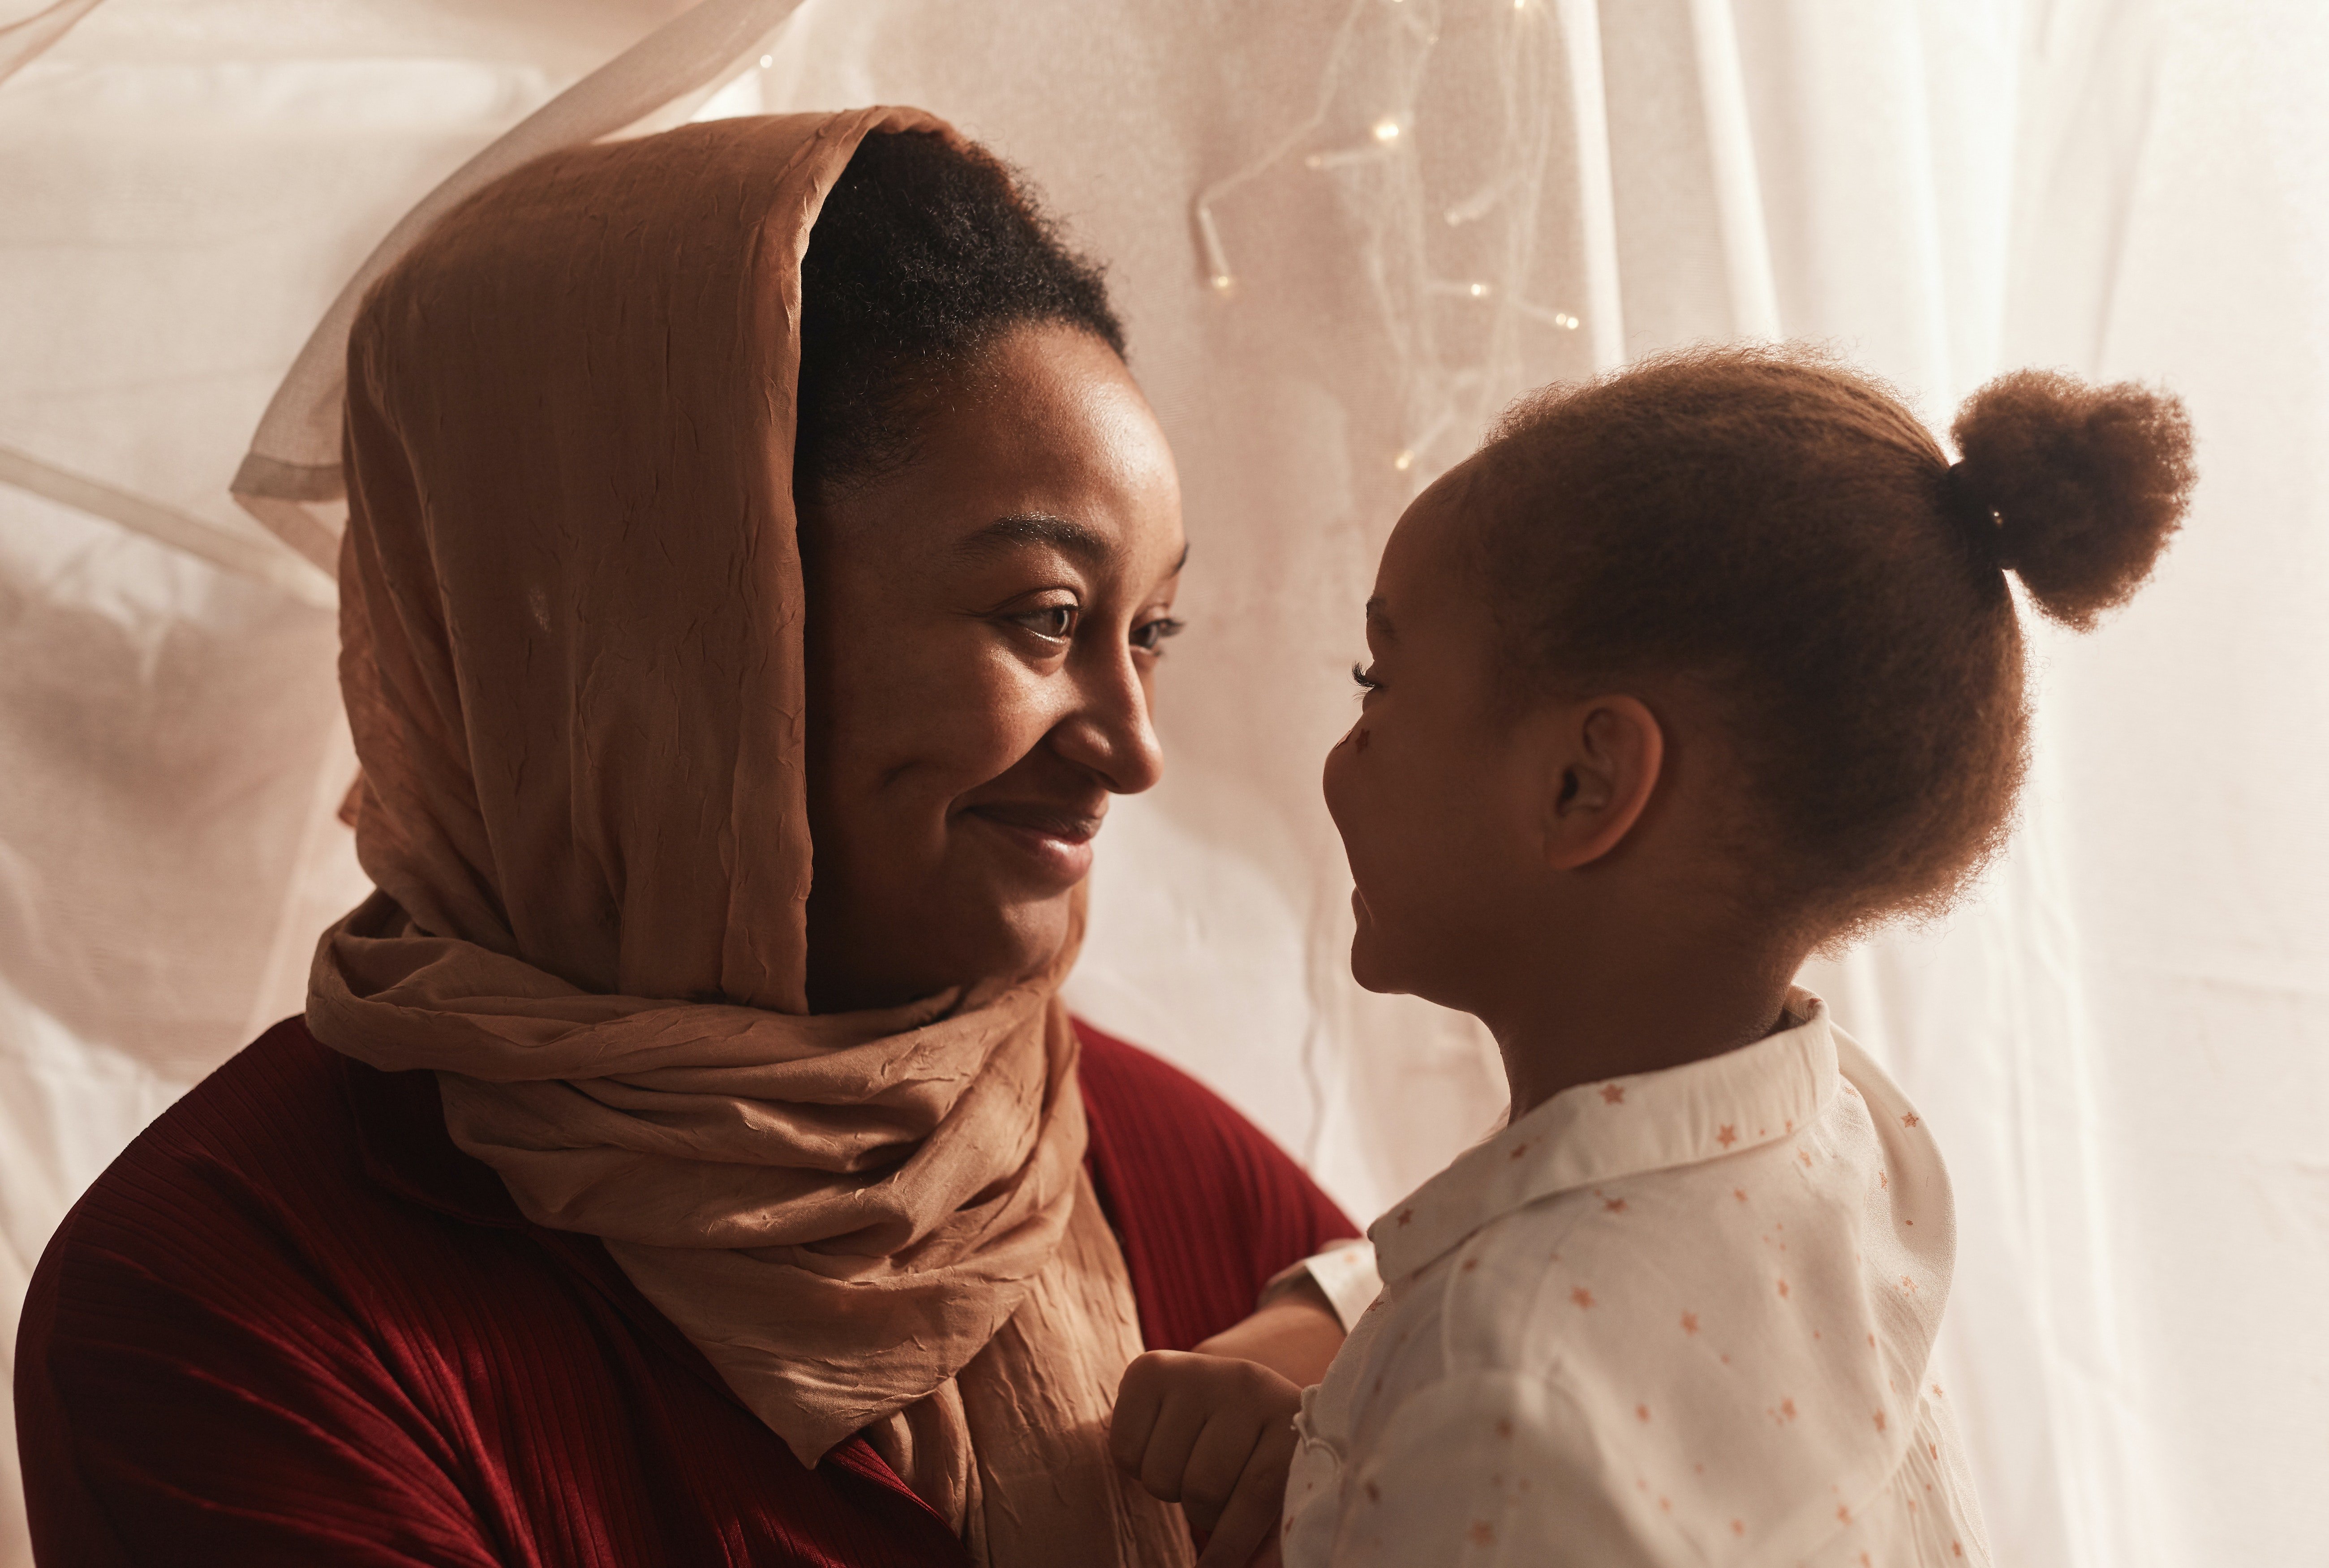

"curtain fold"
[0, 0, 103, 87]
[228, 0, 812, 566]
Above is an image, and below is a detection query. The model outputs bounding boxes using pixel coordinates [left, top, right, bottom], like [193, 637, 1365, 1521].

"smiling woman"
[14, 112, 1354, 1568]
[790, 129, 1189, 1014]
[804, 329, 1189, 1009]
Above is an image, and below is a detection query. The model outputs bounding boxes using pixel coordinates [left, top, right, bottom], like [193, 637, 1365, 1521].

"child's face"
[1322, 467, 1547, 1007]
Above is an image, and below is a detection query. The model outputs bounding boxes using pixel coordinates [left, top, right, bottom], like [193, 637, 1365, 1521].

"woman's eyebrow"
[1365, 595, 1396, 640]
[958, 512, 1116, 568]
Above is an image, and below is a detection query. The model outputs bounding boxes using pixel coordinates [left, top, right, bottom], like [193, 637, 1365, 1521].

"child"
[1110, 346, 2194, 1566]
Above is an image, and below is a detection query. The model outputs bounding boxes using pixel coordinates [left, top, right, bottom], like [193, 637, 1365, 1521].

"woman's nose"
[1053, 645, 1165, 795]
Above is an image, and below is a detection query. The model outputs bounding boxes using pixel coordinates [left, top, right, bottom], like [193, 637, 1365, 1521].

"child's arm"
[1190, 1272, 1347, 1387]
[1110, 1350, 1303, 1568]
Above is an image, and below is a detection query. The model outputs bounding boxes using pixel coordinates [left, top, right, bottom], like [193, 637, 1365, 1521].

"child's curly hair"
[1470, 344, 2196, 943]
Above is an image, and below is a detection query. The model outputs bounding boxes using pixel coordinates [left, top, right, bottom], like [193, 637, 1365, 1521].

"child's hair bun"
[1947, 369, 2196, 630]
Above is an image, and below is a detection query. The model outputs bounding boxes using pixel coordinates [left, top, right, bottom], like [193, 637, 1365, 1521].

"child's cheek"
[1321, 725, 1386, 870]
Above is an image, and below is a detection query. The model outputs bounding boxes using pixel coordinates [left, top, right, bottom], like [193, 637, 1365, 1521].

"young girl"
[1111, 346, 2194, 1566]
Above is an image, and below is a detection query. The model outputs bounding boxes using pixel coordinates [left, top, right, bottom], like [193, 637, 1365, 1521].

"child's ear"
[1538, 695, 1664, 870]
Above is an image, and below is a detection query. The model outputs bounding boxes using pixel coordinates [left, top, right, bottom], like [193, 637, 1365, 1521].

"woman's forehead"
[824, 329, 1183, 580]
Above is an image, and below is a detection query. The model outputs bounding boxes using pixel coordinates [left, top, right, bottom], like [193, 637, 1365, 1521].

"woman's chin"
[950, 892, 1082, 988]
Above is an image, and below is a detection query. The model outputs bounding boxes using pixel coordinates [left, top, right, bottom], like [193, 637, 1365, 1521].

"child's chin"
[1346, 928, 1405, 995]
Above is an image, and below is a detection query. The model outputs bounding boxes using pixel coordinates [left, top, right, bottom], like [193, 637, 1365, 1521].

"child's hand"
[1111, 1350, 1302, 1568]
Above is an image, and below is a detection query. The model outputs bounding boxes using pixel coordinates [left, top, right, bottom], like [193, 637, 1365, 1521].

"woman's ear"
[1539, 695, 1664, 870]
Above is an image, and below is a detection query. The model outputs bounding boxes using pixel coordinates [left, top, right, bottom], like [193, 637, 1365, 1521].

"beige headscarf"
[306, 108, 1191, 1568]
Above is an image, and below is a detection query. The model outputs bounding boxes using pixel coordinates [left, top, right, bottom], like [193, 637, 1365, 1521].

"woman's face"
[800, 323, 1185, 1011]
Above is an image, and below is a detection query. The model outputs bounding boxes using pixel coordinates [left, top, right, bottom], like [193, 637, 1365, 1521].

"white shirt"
[1281, 993, 1993, 1567]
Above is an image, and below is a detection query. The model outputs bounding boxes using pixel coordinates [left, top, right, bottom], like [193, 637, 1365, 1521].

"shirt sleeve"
[1257, 1239, 1383, 1330]
[1324, 1370, 1673, 1568]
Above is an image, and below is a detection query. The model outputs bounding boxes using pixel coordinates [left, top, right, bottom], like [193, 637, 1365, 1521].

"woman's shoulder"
[1072, 1015, 1255, 1131]
[28, 1015, 548, 1345]
[14, 1020, 484, 1557]
[20, 1020, 468, 1415]
[1071, 1017, 1358, 1350]
[35, 1018, 373, 1282]
[1072, 1016, 1340, 1212]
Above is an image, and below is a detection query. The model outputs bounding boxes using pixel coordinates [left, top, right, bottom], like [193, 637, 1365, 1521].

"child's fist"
[1110, 1350, 1302, 1568]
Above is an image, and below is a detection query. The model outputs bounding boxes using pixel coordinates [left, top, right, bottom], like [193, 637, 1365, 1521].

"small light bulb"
[1468, 282, 1490, 298]
[759, 54, 773, 68]
[1209, 274, 1236, 295]
[1372, 117, 1402, 144]
[1559, 312, 1580, 329]
[1392, 450, 1415, 472]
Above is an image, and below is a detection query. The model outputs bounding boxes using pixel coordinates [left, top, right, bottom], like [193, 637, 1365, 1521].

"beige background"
[4, 1, 2326, 1564]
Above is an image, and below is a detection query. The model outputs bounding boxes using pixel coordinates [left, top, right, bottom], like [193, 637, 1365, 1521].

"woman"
[16, 109, 1356, 1566]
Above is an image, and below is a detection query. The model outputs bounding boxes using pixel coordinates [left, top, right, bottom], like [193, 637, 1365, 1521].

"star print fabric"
[1279, 991, 1993, 1566]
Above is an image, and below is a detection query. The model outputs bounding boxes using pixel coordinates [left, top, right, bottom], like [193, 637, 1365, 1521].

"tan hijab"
[306, 108, 1191, 1568]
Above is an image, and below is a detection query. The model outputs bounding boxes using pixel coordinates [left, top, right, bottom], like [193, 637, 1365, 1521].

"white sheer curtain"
[4, 1, 2323, 1564]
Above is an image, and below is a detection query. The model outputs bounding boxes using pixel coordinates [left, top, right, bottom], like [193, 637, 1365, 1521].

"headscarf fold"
[307, 108, 1190, 1568]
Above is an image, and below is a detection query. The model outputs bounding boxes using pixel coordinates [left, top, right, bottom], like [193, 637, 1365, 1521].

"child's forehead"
[1379, 467, 1490, 589]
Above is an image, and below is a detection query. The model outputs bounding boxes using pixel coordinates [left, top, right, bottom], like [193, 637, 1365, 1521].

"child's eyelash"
[1351, 662, 1382, 691]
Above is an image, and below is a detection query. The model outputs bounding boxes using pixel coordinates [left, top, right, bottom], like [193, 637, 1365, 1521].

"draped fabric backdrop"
[2, 1, 2322, 1564]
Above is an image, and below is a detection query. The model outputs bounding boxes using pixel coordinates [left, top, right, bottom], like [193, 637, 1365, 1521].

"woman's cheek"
[919, 665, 1047, 793]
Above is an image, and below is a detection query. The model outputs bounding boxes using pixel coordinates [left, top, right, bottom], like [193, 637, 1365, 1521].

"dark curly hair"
[795, 129, 1126, 494]
[1469, 344, 2196, 943]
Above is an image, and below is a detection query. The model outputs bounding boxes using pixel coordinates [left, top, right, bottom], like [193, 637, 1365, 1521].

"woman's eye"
[1130, 617, 1186, 654]
[1011, 605, 1078, 641]
[1351, 661, 1383, 693]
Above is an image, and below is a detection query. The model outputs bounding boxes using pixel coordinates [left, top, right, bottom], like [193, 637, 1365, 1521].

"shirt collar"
[1369, 989, 1839, 1285]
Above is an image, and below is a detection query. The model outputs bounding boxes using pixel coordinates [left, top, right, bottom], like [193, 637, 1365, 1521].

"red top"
[16, 1017, 1354, 1566]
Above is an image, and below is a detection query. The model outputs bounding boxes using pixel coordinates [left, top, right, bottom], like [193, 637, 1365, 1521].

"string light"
[1189, 0, 1595, 467]
[759, 54, 773, 68]
[1197, 204, 1238, 296]
[1444, 171, 1521, 227]
[1515, 301, 1583, 330]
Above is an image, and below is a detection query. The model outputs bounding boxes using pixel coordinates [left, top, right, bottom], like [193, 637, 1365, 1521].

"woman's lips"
[961, 803, 1102, 886]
